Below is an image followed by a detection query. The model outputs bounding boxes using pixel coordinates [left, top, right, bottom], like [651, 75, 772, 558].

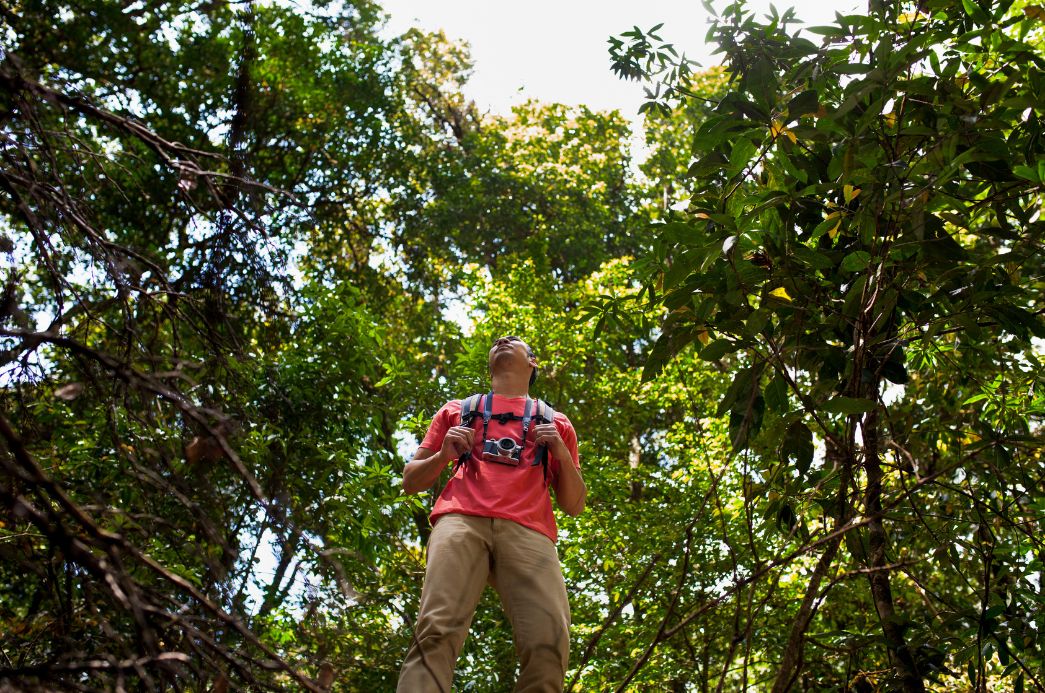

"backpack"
[454, 391, 557, 483]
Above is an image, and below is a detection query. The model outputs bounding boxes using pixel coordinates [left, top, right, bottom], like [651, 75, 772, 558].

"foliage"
[386, 35, 644, 288]
[2, 0, 1044, 691]
[610, 0, 1045, 689]
[0, 0, 408, 689]
[0, 0, 652, 688]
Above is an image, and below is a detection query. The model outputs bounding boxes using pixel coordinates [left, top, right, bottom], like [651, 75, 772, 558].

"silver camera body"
[483, 437, 523, 466]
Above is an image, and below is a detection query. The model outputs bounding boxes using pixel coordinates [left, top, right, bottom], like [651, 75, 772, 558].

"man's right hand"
[440, 425, 475, 461]
[403, 425, 476, 494]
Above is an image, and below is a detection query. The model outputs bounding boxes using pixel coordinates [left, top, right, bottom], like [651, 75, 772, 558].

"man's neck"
[490, 374, 529, 398]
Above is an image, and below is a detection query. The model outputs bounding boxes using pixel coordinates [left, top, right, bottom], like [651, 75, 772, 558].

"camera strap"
[521, 396, 533, 447]
[480, 390, 532, 447]
[455, 392, 552, 480]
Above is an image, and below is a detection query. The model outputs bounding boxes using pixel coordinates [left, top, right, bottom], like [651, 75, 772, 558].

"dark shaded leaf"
[881, 360, 909, 385]
[822, 396, 876, 415]
[764, 375, 790, 412]
[787, 89, 819, 119]
[780, 420, 814, 477]
[699, 338, 741, 361]
[840, 250, 871, 273]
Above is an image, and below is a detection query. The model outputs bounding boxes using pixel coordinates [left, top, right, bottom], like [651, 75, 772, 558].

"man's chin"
[490, 352, 516, 370]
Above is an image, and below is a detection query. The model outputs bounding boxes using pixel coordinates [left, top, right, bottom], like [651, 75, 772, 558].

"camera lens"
[497, 438, 515, 452]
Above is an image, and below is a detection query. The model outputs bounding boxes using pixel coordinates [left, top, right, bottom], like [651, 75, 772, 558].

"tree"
[0, 1, 410, 689]
[10, 0, 1042, 690]
[384, 28, 644, 289]
[0, 4, 663, 689]
[610, 0, 1045, 689]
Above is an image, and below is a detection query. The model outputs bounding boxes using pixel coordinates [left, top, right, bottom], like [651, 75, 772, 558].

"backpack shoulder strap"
[532, 399, 558, 483]
[459, 393, 484, 426]
[535, 399, 557, 424]
[454, 393, 488, 470]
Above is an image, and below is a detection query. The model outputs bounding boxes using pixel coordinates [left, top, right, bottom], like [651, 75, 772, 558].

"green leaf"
[822, 397, 876, 415]
[745, 57, 777, 108]
[793, 245, 835, 270]
[842, 275, 869, 319]
[764, 375, 789, 412]
[787, 89, 819, 118]
[729, 394, 765, 451]
[880, 360, 909, 385]
[776, 503, 798, 532]
[960, 0, 990, 23]
[929, 49, 941, 76]
[809, 215, 841, 243]
[688, 150, 729, 177]
[663, 248, 699, 289]
[1012, 165, 1040, 183]
[805, 24, 846, 37]
[845, 528, 868, 561]
[729, 137, 757, 174]
[840, 250, 871, 273]
[642, 327, 686, 382]
[743, 308, 770, 337]
[717, 364, 762, 417]
[780, 421, 814, 477]
[699, 338, 740, 361]
[831, 64, 874, 75]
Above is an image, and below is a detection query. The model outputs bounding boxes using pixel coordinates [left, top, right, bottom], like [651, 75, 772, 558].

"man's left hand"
[533, 423, 570, 464]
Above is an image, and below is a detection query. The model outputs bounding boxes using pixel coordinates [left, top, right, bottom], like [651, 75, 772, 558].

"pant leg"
[398, 514, 492, 693]
[490, 519, 571, 693]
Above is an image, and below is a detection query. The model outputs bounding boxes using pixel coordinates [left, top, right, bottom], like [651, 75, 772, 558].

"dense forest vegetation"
[0, 0, 1042, 690]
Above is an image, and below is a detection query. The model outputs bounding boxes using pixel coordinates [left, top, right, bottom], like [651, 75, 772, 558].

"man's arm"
[533, 423, 586, 516]
[402, 425, 474, 495]
[553, 451, 586, 516]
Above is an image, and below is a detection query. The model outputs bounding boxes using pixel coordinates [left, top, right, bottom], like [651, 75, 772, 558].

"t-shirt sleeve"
[553, 413, 580, 476]
[419, 401, 458, 452]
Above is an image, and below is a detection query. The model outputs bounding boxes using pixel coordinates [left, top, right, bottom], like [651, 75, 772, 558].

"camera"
[483, 437, 523, 466]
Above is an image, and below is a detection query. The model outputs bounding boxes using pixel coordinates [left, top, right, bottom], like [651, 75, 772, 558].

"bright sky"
[380, 0, 860, 122]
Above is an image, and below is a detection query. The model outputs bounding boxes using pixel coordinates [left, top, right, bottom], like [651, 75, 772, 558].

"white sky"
[380, 0, 860, 122]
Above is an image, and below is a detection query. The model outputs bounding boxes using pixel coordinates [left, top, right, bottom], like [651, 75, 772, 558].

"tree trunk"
[769, 536, 843, 693]
[629, 434, 643, 501]
[863, 405, 925, 692]
[257, 525, 301, 619]
[771, 441, 854, 693]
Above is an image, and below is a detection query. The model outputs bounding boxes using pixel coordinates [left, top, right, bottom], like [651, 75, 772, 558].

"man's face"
[488, 335, 536, 376]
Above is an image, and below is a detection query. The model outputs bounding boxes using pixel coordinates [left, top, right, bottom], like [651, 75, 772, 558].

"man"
[398, 335, 586, 693]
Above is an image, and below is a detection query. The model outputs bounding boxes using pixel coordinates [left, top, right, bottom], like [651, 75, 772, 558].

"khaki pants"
[397, 514, 571, 693]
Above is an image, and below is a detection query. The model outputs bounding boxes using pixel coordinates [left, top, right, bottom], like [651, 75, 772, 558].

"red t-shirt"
[420, 394, 580, 543]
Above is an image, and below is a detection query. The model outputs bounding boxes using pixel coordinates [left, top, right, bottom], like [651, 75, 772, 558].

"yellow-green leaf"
[828, 218, 842, 239]
[770, 120, 797, 144]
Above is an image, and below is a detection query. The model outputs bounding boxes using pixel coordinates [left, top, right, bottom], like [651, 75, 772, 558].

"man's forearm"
[554, 453, 586, 516]
[402, 448, 450, 495]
